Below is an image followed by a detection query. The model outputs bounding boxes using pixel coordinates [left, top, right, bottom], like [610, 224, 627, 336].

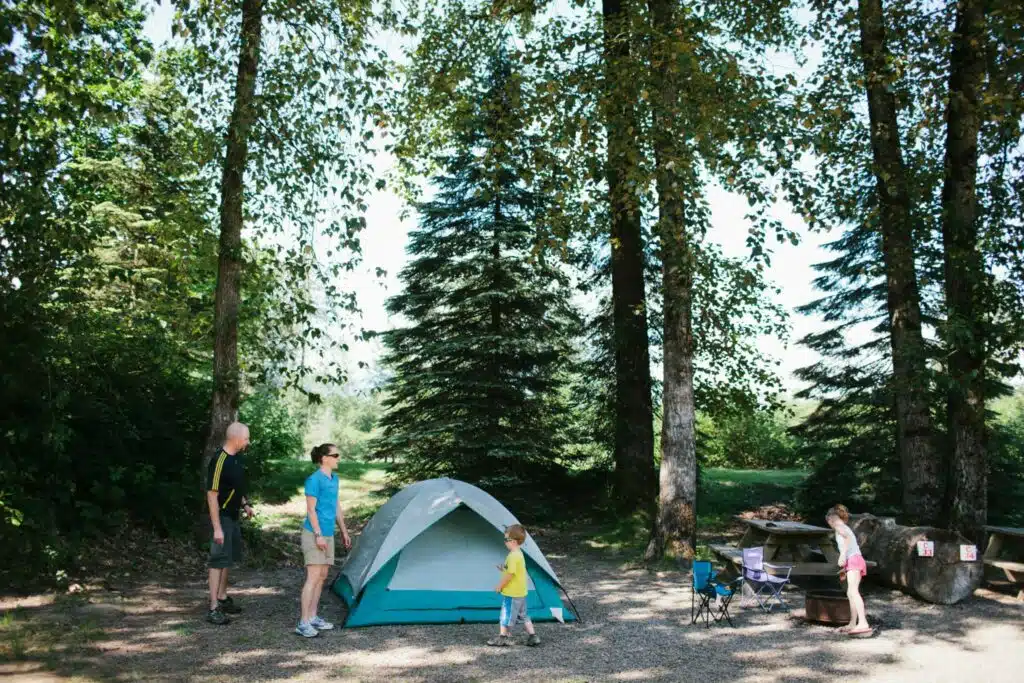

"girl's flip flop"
[846, 627, 874, 637]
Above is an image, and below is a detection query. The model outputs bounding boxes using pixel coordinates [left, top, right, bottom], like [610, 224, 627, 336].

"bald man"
[205, 421, 254, 625]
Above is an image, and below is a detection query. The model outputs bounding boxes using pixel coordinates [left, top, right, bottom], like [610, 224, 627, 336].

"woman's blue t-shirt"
[303, 469, 339, 536]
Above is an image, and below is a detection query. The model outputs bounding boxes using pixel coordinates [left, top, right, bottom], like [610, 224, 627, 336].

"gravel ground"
[2, 534, 1022, 683]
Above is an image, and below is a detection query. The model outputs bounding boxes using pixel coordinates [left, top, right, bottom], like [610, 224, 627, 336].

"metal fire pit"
[804, 589, 851, 625]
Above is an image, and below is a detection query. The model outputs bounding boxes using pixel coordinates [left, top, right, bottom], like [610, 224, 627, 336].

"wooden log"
[850, 513, 983, 605]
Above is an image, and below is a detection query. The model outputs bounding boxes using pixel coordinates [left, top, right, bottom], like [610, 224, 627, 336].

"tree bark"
[601, 0, 656, 515]
[856, 0, 941, 524]
[643, 0, 696, 563]
[201, 0, 264, 484]
[940, 0, 987, 545]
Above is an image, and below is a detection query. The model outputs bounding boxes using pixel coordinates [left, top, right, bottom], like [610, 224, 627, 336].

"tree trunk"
[601, 0, 655, 515]
[851, 514, 983, 604]
[940, 0, 987, 545]
[201, 0, 264, 484]
[643, 0, 696, 563]
[856, 0, 941, 525]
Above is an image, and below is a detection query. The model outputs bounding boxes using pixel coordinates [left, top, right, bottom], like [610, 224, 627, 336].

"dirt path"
[2, 530, 1022, 683]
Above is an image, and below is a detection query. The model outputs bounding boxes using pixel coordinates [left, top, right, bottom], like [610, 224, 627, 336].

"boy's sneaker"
[526, 634, 541, 647]
[206, 608, 230, 625]
[486, 635, 511, 647]
[218, 596, 242, 614]
[310, 616, 334, 631]
[295, 621, 319, 638]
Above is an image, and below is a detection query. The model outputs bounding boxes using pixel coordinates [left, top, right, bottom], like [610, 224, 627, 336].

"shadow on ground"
[2, 534, 1022, 682]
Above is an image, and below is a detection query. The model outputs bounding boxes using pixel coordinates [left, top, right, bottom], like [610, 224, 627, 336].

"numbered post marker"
[960, 545, 977, 561]
[917, 541, 935, 557]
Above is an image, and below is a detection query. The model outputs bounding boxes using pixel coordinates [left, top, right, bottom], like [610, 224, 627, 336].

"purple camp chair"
[740, 547, 792, 612]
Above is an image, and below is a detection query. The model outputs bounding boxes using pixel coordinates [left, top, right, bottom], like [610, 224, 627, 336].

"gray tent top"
[340, 477, 561, 596]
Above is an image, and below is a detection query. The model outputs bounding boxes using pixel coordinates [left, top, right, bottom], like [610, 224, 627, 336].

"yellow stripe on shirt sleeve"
[211, 452, 227, 491]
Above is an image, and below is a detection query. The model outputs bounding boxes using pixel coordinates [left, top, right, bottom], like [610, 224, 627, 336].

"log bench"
[852, 514, 983, 604]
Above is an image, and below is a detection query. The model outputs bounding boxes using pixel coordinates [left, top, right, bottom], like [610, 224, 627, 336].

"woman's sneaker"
[526, 634, 541, 647]
[310, 616, 334, 631]
[295, 621, 319, 638]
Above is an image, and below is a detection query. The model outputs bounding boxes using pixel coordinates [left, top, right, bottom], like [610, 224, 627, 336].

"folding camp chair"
[691, 561, 741, 628]
[740, 546, 792, 613]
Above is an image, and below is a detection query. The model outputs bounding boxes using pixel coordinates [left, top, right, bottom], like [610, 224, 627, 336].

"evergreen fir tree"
[372, 49, 577, 487]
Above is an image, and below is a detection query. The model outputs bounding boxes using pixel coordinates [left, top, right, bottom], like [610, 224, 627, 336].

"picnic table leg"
[819, 535, 840, 568]
[983, 532, 1003, 561]
[738, 527, 766, 548]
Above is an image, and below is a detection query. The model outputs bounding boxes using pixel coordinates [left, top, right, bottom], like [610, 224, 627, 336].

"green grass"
[700, 467, 808, 532]
[250, 457, 390, 506]
[243, 458, 393, 567]
[254, 459, 392, 533]
[255, 462, 808, 569]
[584, 468, 808, 560]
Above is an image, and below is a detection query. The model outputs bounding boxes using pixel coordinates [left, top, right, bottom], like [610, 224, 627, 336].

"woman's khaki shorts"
[301, 529, 335, 566]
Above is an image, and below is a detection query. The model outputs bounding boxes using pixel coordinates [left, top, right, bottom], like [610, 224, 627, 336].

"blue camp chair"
[691, 561, 740, 628]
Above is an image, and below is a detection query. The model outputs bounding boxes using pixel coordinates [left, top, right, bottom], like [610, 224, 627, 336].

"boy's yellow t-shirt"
[501, 549, 528, 598]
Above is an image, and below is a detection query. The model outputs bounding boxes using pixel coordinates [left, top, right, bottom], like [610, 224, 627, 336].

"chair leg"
[692, 590, 713, 626]
[719, 595, 736, 627]
[769, 585, 790, 611]
[752, 584, 771, 612]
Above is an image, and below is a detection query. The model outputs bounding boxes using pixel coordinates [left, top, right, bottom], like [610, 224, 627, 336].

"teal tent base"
[332, 555, 578, 628]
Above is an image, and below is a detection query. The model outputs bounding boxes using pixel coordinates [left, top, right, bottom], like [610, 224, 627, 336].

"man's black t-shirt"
[207, 449, 245, 520]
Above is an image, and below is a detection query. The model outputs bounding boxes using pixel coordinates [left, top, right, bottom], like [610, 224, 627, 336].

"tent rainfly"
[331, 477, 579, 627]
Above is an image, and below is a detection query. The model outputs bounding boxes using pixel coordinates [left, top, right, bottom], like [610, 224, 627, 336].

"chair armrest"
[763, 563, 793, 577]
[715, 576, 744, 589]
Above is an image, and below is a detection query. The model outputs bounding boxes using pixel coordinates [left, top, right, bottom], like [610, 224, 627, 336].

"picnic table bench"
[983, 526, 1024, 600]
[710, 518, 876, 578]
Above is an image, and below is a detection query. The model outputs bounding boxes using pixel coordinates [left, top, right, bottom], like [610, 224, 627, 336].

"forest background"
[1, 0, 1022, 590]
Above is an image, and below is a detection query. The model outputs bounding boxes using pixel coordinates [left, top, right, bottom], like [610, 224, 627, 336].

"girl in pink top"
[826, 504, 871, 635]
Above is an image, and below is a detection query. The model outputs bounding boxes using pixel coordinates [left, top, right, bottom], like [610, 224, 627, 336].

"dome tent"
[331, 477, 578, 627]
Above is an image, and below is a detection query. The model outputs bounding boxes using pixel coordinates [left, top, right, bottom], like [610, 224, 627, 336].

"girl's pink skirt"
[845, 554, 868, 577]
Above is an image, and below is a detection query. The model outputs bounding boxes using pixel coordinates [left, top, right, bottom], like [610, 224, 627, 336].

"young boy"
[295, 443, 351, 638]
[488, 524, 540, 647]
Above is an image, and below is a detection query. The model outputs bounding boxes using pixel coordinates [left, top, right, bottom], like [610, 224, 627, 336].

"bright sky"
[143, 1, 841, 397]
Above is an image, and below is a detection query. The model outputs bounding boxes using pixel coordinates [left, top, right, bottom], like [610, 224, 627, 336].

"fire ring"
[804, 589, 851, 625]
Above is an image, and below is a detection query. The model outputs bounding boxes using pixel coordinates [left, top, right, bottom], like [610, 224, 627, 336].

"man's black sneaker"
[486, 635, 511, 647]
[218, 596, 242, 614]
[526, 634, 541, 647]
[207, 608, 231, 625]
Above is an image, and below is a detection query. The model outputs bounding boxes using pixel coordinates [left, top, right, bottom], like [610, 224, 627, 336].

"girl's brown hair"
[310, 443, 337, 465]
[826, 503, 850, 523]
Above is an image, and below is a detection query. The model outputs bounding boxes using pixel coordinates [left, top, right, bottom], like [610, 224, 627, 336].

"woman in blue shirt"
[295, 443, 351, 638]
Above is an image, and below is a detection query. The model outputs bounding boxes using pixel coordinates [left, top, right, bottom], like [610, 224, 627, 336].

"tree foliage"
[793, 0, 1024, 525]
[0, 2, 344, 586]
[372, 48, 578, 488]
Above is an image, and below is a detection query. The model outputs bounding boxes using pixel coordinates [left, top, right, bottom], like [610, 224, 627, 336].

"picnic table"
[711, 518, 855, 578]
[982, 526, 1024, 600]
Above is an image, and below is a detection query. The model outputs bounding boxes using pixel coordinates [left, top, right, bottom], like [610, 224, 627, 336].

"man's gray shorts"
[208, 516, 243, 569]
